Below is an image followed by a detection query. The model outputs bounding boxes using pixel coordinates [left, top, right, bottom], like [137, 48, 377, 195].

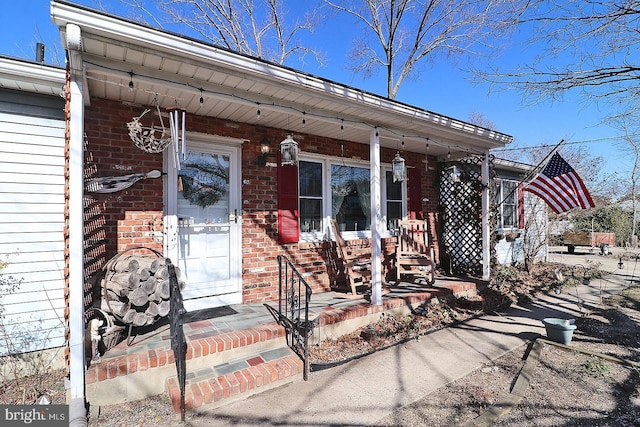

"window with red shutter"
[518, 183, 525, 229]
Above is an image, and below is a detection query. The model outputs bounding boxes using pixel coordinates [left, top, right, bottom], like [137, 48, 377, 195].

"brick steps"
[85, 322, 288, 406]
[166, 347, 303, 412]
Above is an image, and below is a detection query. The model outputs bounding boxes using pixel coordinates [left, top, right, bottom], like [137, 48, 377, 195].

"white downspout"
[65, 23, 88, 427]
[481, 151, 490, 281]
[370, 128, 383, 306]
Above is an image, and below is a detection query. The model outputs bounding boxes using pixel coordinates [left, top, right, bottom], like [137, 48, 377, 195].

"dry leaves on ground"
[376, 286, 640, 427]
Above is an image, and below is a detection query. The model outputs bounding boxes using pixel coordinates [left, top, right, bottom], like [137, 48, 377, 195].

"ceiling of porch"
[51, 0, 513, 159]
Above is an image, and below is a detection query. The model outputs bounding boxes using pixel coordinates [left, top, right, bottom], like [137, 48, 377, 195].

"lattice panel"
[439, 157, 488, 276]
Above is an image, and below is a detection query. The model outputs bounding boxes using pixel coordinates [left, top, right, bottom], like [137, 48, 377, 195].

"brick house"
[49, 0, 514, 411]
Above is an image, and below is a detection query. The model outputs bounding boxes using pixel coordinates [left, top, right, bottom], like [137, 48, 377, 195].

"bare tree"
[323, 0, 523, 99]
[611, 116, 640, 243]
[468, 111, 497, 131]
[478, 1, 640, 114]
[111, 0, 323, 66]
[521, 195, 548, 273]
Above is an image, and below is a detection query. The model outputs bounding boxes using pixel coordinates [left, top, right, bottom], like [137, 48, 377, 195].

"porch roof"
[50, 0, 513, 158]
[0, 56, 66, 95]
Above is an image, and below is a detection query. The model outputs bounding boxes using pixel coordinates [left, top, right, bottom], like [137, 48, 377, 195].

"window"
[385, 170, 402, 230]
[298, 158, 406, 239]
[331, 164, 370, 232]
[299, 161, 323, 232]
[494, 179, 519, 229]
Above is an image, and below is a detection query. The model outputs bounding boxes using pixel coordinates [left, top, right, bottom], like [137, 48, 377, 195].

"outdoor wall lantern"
[256, 138, 275, 167]
[280, 134, 299, 166]
[392, 152, 406, 182]
[445, 165, 461, 183]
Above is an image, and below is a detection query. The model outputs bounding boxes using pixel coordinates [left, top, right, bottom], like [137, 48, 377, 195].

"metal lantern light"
[392, 152, 405, 182]
[280, 134, 299, 166]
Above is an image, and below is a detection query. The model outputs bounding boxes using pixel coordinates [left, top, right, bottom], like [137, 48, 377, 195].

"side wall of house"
[0, 88, 66, 355]
[494, 175, 548, 265]
[84, 98, 440, 304]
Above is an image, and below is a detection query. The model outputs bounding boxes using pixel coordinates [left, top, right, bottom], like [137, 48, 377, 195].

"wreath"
[179, 162, 228, 208]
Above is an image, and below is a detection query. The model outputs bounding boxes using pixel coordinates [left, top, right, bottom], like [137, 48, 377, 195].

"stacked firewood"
[100, 255, 183, 327]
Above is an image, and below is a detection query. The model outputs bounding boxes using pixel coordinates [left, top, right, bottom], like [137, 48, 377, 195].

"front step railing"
[167, 258, 187, 421]
[276, 255, 316, 380]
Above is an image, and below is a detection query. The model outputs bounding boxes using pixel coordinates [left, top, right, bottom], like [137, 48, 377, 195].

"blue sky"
[1, 0, 628, 177]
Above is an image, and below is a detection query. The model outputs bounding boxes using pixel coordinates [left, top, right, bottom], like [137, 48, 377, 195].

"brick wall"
[84, 98, 440, 304]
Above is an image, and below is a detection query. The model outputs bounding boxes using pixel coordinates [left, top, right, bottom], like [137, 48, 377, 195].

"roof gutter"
[0, 57, 65, 93]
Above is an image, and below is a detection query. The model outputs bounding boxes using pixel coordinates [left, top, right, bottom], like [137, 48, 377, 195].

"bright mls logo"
[1, 405, 68, 426]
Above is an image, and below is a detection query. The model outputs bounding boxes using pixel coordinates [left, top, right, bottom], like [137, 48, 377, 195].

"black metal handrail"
[277, 255, 314, 380]
[167, 258, 187, 421]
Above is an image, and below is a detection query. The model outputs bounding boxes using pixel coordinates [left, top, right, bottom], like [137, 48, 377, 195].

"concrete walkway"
[183, 264, 635, 426]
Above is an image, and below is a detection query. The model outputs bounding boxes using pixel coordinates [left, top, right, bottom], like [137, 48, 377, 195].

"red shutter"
[408, 168, 423, 219]
[517, 183, 525, 229]
[278, 161, 299, 244]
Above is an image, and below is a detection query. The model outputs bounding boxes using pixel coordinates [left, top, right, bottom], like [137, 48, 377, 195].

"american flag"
[524, 152, 595, 214]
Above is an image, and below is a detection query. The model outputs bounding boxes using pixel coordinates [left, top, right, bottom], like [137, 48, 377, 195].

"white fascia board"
[0, 57, 66, 93]
[50, 1, 512, 148]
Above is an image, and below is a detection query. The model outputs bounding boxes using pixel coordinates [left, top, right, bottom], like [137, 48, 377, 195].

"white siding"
[494, 193, 548, 265]
[495, 237, 525, 265]
[0, 111, 66, 355]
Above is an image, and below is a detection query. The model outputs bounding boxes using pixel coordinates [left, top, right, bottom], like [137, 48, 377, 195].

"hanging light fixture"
[425, 139, 430, 171]
[168, 105, 187, 169]
[391, 136, 406, 182]
[280, 134, 299, 166]
[392, 152, 405, 182]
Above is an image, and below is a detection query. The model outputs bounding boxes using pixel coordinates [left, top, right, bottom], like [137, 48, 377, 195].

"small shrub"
[581, 357, 610, 377]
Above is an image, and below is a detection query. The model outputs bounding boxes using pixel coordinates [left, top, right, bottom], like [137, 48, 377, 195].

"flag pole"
[495, 139, 566, 212]
[520, 139, 565, 187]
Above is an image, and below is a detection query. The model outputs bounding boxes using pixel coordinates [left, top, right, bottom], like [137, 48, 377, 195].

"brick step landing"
[166, 347, 303, 412]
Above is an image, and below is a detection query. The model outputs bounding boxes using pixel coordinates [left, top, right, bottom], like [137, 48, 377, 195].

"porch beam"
[370, 128, 383, 306]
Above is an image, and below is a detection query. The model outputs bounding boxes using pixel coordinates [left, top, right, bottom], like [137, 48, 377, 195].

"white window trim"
[298, 153, 406, 242]
[495, 178, 520, 232]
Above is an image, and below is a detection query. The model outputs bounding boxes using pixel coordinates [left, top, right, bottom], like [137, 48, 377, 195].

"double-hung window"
[299, 161, 324, 233]
[494, 179, 519, 229]
[298, 158, 406, 240]
[385, 170, 403, 231]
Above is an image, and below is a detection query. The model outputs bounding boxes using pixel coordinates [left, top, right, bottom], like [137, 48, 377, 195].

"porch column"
[66, 23, 87, 425]
[370, 128, 383, 306]
[481, 151, 490, 280]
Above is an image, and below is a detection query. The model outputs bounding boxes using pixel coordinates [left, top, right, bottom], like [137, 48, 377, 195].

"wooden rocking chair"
[331, 219, 372, 295]
[396, 219, 436, 285]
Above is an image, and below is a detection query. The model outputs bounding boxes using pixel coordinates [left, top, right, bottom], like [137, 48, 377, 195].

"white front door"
[165, 138, 242, 311]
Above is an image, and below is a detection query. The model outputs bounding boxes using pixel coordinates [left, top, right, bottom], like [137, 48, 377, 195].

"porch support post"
[481, 150, 490, 280]
[66, 23, 87, 426]
[370, 128, 383, 306]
